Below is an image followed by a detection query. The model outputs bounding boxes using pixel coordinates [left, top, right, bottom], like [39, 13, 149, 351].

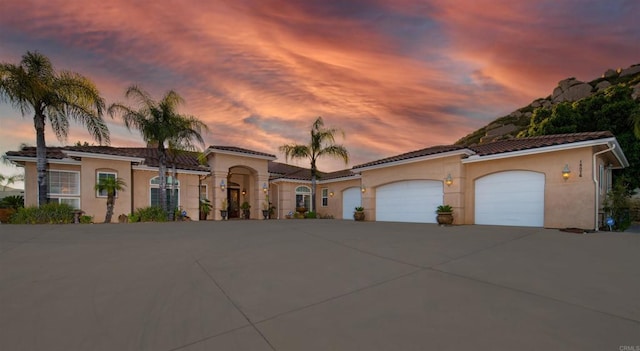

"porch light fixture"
[361, 186, 366, 193]
[220, 180, 226, 191]
[329, 191, 334, 197]
[445, 174, 453, 186]
[242, 188, 247, 196]
[562, 164, 571, 181]
[263, 183, 268, 194]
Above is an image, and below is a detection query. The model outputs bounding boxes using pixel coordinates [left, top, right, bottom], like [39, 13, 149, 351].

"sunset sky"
[1, 0, 639, 187]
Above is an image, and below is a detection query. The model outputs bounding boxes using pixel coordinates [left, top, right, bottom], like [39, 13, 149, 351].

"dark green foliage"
[79, 215, 93, 224]
[603, 178, 633, 231]
[133, 206, 167, 222]
[11, 203, 75, 224]
[128, 213, 140, 223]
[521, 84, 640, 189]
[305, 211, 317, 219]
[0, 195, 24, 210]
[436, 204, 453, 213]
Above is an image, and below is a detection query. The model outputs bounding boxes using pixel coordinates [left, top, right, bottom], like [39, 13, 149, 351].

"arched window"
[295, 186, 311, 210]
[150, 176, 180, 208]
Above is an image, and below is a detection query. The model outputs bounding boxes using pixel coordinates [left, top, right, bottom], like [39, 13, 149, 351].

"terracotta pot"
[436, 212, 454, 225]
[353, 211, 365, 221]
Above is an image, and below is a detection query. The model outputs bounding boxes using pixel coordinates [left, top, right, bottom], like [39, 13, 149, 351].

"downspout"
[593, 143, 615, 231]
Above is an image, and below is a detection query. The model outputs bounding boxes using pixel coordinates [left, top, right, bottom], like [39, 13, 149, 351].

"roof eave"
[63, 150, 146, 163]
[207, 147, 276, 160]
[353, 149, 474, 173]
[462, 137, 629, 165]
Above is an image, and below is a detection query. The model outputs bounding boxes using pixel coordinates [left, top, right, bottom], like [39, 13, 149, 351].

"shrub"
[0, 195, 24, 210]
[128, 213, 140, 223]
[354, 206, 364, 212]
[79, 215, 93, 224]
[133, 206, 167, 222]
[11, 203, 75, 224]
[436, 205, 453, 213]
[305, 211, 317, 219]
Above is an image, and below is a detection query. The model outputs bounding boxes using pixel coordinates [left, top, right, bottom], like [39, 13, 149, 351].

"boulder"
[595, 80, 611, 91]
[632, 83, 640, 100]
[603, 69, 617, 78]
[553, 82, 593, 102]
[619, 65, 640, 77]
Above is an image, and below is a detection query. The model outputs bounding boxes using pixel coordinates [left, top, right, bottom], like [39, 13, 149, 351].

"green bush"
[11, 203, 75, 224]
[0, 195, 24, 210]
[133, 206, 167, 222]
[79, 215, 93, 224]
[305, 211, 317, 219]
[128, 213, 140, 223]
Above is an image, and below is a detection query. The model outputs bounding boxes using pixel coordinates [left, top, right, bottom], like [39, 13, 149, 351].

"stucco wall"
[208, 153, 270, 220]
[317, 178, 361, 219]
[463, 148, 596, 229]
[79, 158, 132, 223]
[132, 169, 201, 220]
[358, 155, 465, 222]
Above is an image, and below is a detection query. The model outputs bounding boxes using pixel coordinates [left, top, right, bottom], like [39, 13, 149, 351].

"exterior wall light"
[242, 188, 247, 196]
[445, 174, 453, 186]
[263, 183, 268, 194]
[361, 186, 366, 193]
[562, 164, 571, 181]
[329, 191, 334, 197]
[220, 180, 226, 191]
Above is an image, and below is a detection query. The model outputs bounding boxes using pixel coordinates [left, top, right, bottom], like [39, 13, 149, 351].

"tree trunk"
[105, 195, 114, 223]
[34, 113, 48, 207]
[169, 162, 177, 221]
[158, 145, 168, 214]
[310, 159, 317, 212]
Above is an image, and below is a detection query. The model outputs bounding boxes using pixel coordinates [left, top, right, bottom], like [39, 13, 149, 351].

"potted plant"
[353, 206, 365, 221]
[199, 198, 212, 220]
[240, 201, 251, 219]
[436, 204, 454, 225]
[262, 201, 270, 220]
[220, 198, 228, 220]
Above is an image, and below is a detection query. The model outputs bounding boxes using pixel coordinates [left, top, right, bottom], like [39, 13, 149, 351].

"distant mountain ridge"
[455, 64, 640, 146]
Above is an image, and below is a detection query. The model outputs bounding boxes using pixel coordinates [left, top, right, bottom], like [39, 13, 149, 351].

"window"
[200, 184, 208, 200]
[295, 186, 311, 210]
[96, 171, 117, 197]
[47, 170, 80, 209]
[150, 176, 180, 208]
[321, 188, 329, 207]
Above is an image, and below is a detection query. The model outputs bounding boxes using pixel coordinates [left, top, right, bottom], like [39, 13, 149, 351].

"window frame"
[295, 185, 311, 210]
[46, 170, 81, 209]
[96, 171, 118, 198]
[321, 188, 329, 207]
[149, 176, 180, 208]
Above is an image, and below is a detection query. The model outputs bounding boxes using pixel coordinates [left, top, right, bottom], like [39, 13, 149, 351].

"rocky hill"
[455, 64, 640, 146]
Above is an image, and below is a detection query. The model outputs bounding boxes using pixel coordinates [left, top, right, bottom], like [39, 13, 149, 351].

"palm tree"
[280, 117, 349, 211]
[0, 51, 109, 206]
[108, 85, 207, 216]
[0, 173, 24, 191]
[94, 177, 126, 223]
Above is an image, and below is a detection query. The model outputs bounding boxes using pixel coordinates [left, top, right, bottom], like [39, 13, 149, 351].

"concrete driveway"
[1, 221, 638, 351]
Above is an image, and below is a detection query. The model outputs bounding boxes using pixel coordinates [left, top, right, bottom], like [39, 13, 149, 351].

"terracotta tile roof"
[5, 147, 66, 159]
[209, 145, 276, 158]
[468, 131, 614, 156]
[353, 145, 467, 169]
[268, 162, 356, 181]
[6, 146, 208, 172]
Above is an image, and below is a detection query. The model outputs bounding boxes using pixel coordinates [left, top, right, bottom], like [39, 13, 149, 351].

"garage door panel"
[376, 180, 443, 223]
[342, 187, 361, 220]
[475, 171, 544, 227]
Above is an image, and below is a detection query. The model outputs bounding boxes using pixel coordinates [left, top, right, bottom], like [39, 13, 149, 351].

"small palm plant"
[95, 177, 126, 223]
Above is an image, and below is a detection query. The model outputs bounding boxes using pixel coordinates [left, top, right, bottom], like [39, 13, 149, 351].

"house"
[5, 131, 628, 230]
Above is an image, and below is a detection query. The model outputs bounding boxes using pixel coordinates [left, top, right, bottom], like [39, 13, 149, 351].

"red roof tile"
[353, 145, 467, 169]
[469, 131, 614, 156]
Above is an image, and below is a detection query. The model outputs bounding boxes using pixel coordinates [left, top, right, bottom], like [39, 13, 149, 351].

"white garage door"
[376, 180, 443, 223]
[475, 171, 545, 227]
[342, 187, 361, 220]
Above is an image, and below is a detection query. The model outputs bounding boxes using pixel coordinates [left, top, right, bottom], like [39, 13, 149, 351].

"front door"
[228, 188, 240, 218]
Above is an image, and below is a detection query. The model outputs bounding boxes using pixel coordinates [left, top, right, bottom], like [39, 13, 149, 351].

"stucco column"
[256, 175, 270, 219]
[212, 171, 228, 220]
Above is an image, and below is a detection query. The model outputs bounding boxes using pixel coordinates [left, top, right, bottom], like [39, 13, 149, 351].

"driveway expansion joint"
[194, 259, 277, 351]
